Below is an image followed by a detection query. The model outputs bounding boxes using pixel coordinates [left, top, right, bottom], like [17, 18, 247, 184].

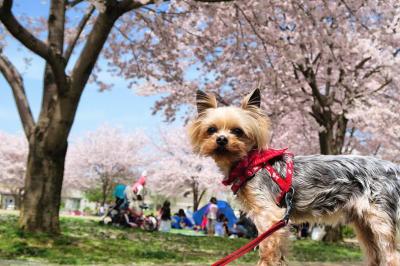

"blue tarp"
[193, 200, 237, 228]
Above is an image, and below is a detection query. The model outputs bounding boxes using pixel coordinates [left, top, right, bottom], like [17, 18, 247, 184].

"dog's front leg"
[252, 211, 289, 266]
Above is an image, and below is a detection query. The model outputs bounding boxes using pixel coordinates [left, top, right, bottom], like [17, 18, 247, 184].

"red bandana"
[222, 148, 294, 205]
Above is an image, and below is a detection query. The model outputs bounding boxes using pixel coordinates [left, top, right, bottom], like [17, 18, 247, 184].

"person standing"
[206, 197, 218, 236]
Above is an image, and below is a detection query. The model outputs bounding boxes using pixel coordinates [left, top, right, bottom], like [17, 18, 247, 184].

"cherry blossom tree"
[146, 128, 224, 211]
[0, 0, 233, 233]
[0, 131, 28, 209]
[64, 125, 148, 206]
[124, 1, 399, 159]
[115, 1, 399, 241]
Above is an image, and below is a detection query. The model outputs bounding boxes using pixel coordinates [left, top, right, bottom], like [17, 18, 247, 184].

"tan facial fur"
[188, 89, 271, 174]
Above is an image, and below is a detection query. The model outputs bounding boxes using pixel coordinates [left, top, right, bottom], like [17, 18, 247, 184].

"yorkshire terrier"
[188, 89, 400, 266]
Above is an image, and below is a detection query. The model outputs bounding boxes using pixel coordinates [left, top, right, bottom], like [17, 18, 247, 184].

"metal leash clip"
[283, 187, 294, 224]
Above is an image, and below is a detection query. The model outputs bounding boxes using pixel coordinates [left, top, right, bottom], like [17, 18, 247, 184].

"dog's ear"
[196, 90, 217, 114]
[241, 88, 261, 109]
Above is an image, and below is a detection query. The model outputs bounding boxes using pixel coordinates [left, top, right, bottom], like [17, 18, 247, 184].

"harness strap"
[223, 149, 294, 205]
[214, 149, 295, 265]
[265, 153, 294, 205]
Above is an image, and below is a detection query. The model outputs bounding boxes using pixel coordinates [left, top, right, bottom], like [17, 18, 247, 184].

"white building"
[61, 188, 96, 213]
[0, 189, 16, 210]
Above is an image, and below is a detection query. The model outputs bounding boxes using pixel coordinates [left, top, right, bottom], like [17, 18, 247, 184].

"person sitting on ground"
[233, 210, 258, 238]
[121, 208, 140, 228]
[172, 209, 193, 229]
[159, 200, 171, 232]
[215, 213, 229, 237]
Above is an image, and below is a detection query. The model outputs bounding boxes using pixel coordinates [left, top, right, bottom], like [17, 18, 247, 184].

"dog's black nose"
[216, 135, 228, 146]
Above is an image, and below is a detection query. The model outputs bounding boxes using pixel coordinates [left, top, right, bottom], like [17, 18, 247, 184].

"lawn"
[0, 214, 362, 265]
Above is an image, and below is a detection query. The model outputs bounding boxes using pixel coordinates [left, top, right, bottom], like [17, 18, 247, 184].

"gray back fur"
[248, 154, 400, 225]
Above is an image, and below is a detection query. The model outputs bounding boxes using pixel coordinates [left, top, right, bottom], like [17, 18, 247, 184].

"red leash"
[211, 219, 288, 266]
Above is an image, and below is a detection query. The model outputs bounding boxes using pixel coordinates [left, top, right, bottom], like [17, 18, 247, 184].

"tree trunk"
[0, 0, 132, 234]
[192, 181, 206, 211]
[101, 177, 109, 207]
[303, 65, 348, 242]
[193, 183, 199, 211]
[12, 189, 23, 210]
[101, 192, 107, 207]
[314, 113, 347, 242]
[323, 225, 342, 242]
[19, 136, 67, 234]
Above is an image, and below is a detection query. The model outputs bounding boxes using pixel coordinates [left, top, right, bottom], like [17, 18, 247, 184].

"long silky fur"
[188, 89, 400, 266]
[243, 154, 400, 266]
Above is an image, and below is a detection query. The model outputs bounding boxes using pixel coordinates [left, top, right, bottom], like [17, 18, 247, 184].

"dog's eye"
[207, 126, 217, 135]
[231, 128, 244, 137]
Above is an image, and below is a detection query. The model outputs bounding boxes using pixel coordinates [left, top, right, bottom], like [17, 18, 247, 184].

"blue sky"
[0, 1, 183, 138]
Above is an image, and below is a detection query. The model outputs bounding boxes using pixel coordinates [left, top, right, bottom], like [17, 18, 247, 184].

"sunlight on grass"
[0, 214, 362, 265]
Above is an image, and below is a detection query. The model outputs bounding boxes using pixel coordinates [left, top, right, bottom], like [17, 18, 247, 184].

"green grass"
[0, 214, 362, 265]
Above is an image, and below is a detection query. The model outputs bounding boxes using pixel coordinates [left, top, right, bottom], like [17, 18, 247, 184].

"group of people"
[158, 201, 194, 232]
[157, 197, 257, 239]
[158, 198, 216, 234]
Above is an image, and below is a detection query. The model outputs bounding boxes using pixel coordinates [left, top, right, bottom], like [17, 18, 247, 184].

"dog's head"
[188, 89, 271, 172]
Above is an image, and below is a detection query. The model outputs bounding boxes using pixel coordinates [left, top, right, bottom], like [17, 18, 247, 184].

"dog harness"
[213, 148, 295, 266]
[222, 148, 294, 206]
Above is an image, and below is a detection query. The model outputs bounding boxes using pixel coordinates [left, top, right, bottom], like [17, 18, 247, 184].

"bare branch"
[0, 0, 67, 90]
[0, 0, 51, 61]
[70, 9, 120, 96]
[113, 25, 144, 77]
[296, 63, 326, 106]
[355, 56, 371, 70]
[215, 93, 230, 106]
[357, 78, 392, 98]
[312, 52, 321, 65]
[66, 0, 85, 7]
[373, 143, 381, 156]
[64, 5, 95, 63]
[0, 52, 35, 137]
[114, 0, 151, 15]
[235, 3, 275, 68]
[362, 66, 383, 79]
[339, 0, 370, 31]
[71, 0, 236, 97]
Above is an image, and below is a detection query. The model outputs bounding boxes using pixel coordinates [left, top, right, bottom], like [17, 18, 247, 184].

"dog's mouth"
[215, 146, 228, 154]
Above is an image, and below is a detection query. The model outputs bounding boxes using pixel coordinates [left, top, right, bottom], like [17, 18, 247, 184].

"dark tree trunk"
[317, 113, 347, 242]
[16, 2, 118, 234]
[192, 181, 206, 211]
[12, 188, 23, 210]
[19, 136, 67, 234]
[101, 177, 109, 207]
[323, 225, 342, 242]
[299, 64, 348, 243]
[318, 114, 348, 156]
[101, 191, 107, 207]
